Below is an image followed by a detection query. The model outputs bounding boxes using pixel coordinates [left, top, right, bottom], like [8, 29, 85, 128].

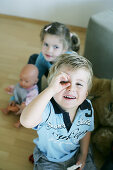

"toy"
[0, 64, 39, 127]
[67, 164, 82, 170]
[89, 76, 113, 156]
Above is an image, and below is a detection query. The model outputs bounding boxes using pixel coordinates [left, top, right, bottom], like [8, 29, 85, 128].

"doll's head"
[19, 64, 38, 89]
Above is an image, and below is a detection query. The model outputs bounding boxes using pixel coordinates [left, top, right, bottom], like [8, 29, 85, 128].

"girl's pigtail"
[70, 32, 80, 53]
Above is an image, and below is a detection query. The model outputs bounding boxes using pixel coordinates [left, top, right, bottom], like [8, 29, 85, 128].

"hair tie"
[45, 25, 52, 31]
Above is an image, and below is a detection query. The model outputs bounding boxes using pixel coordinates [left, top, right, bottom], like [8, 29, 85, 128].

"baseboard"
[0, 14, 86, 32]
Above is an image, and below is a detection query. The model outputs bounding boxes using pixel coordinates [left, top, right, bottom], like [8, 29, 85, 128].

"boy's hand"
[76, 153, 86, 170]
[49, 72, 70, 94]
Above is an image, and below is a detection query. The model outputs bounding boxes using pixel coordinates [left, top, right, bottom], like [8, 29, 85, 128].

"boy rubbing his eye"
[20, 52, 97, 170]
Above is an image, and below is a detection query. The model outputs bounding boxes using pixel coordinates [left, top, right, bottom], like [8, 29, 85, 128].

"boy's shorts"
[33, 146, 97, 170]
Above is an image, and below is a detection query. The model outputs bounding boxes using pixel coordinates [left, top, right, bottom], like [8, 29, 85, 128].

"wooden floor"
[0, 15, 86, 170]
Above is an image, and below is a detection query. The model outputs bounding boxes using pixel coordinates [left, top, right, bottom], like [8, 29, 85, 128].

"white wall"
[0, 0, 113, 27]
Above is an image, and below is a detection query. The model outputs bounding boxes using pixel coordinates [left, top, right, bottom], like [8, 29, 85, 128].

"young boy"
[20, 53, 96, 169]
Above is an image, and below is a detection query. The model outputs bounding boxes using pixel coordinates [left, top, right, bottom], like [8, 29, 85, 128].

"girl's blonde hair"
[47, 52, 93, 92]
[40, 22, 80, 52]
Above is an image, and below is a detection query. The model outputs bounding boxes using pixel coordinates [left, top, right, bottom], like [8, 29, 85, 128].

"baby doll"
[1, 64, 39, 128]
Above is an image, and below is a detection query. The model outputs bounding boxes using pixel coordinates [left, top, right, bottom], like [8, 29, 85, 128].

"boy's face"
[53, 66, 89, 113]
[41, 34, 66, 62]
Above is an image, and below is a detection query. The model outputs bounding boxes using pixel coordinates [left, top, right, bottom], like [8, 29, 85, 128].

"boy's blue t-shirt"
[33, 98, 94, 163]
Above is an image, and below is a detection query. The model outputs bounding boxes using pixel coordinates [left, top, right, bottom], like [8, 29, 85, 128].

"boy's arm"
[76, 131, 91, 169]
[20, 72, 70, 129]
[20, 87, 55, 128]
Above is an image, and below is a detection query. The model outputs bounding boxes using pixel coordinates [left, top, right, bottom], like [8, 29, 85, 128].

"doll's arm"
[5, 85, 15, 95]
[76, 132, 91, 170]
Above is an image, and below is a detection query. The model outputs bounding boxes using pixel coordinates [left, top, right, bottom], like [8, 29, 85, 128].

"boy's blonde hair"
[47, 52, 93, 92]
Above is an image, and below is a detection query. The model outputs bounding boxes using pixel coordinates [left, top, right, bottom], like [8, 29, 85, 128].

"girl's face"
[41, 34, 67, 62]
[53, 66, 89, 113]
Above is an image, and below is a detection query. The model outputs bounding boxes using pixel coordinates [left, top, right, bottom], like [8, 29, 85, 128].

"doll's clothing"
[12, 83, 38, 105]
[13, 83, 27, 104]
[25, 85, 39, 105]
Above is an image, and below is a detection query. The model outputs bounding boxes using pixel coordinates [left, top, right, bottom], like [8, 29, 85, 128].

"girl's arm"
[76, 131, 91, 170]
[20, 72, 70, 128]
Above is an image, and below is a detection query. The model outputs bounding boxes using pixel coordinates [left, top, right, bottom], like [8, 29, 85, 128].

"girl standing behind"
[28, 22, 80, 91]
